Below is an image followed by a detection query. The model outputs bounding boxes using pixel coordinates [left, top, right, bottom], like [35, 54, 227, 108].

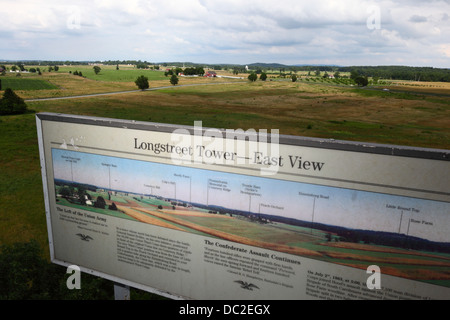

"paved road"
[25, 81, 245, 102]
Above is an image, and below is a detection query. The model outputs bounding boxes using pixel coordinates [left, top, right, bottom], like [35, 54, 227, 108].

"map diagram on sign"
[52, 148, 450, 287]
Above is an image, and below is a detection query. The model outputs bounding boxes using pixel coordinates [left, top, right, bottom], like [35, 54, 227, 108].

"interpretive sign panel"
[36, 112, 450, 300]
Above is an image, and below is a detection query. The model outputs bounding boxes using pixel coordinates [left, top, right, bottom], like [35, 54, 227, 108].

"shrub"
[109, 202, 118, 211]
[94, 196, 106, 209]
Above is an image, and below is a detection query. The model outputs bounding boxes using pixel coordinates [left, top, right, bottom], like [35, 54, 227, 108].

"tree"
[93, 66, 101, 75]
[291, 74, 298, 82]
[135, 75, 149, 90]
[0, 88, 28, 115]
[260, 72, 267, 81]
[350, 69, 359, 80]
[170, 74, 179, 85]
[94, 196, 106, 209]
[232, 67, 242, 75]
[136, 62, 148, 69]
[59, 187, 72, 199]
[355, 76, 369, 87]
[195, 67, 204, 76]
[248, 73, 257, 82]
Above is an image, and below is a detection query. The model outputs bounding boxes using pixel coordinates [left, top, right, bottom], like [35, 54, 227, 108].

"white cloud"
[1, 0, 449, 67]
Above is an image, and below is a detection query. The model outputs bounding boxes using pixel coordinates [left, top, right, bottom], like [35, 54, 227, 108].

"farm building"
[205, 71, 217, 77]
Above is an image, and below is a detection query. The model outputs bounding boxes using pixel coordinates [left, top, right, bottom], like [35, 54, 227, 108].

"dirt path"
[25, 81, 246, 102]
[132, 206, 323, 258]
[117, 205, 185, 232]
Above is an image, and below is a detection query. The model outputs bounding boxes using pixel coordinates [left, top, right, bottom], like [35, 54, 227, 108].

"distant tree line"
[337, 66, 450, 82]
[2, 60, 449, 82]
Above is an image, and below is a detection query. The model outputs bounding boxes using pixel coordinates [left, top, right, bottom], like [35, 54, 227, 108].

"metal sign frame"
[36, 112, 450, 300]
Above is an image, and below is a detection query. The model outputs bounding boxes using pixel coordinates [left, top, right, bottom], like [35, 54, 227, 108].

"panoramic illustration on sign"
[52, 147, 450, 288]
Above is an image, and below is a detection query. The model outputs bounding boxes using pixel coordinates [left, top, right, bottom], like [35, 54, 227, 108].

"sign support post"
[114, 283, 130, 300]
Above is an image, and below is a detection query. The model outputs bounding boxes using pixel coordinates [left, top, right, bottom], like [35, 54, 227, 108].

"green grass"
[139, 197, 173, 208]
[0, 78, 58, 90]
[0, 114, 47, 251]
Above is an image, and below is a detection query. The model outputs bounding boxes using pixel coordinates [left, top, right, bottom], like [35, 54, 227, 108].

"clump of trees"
[136, 62, 148, 69]
[72, 70, 84, 77]
[182, 67, 205, 76]
[0, 88, 28, 115]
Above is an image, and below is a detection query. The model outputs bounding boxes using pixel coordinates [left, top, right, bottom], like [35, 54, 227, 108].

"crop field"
[0, 64, 449, 284]
[0, 78, 58, 90]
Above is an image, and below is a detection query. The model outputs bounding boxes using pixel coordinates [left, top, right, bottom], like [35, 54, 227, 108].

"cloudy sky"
[1, 0, 449, 67]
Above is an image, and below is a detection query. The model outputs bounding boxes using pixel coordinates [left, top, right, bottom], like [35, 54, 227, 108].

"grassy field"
[0, 66, 449, 269]
[58, 65, 168, 82]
